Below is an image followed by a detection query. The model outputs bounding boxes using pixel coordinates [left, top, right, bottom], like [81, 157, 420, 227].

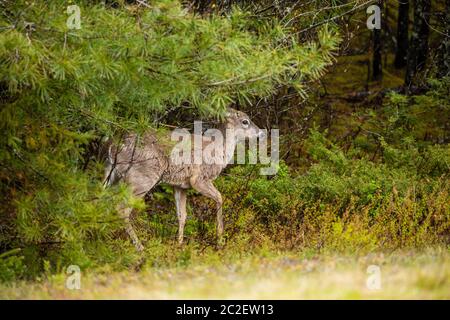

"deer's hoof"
[135, 242, 145, 253]
[177, 235, 185, 246]
[133, 256, 146, 271]
[216, 237, 225, 249]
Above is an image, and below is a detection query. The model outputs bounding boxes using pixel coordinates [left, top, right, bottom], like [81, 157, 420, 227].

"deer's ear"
[225, 107, 236, 117]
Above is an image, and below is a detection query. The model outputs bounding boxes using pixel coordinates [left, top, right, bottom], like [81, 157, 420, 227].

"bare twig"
[295, 0, 376, 35]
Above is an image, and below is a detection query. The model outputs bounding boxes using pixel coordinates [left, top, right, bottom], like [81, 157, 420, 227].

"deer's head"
[223, 108, 265, 143]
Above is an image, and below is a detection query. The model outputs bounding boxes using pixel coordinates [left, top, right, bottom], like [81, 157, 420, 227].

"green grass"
[1, 246, 449, 299]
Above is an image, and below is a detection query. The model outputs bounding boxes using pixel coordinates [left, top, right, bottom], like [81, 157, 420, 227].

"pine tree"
[0, 0, 340, 276]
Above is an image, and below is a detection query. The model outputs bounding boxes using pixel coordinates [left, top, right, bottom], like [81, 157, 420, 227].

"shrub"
[213, 124, 449, 252]
[0, 249, 25, 282]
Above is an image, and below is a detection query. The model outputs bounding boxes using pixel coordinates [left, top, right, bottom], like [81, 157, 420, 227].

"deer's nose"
[258, 130, 266, 139]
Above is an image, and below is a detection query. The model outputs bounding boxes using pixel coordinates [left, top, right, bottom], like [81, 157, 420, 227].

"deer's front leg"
[174, 187, 188, 245]
[189, 178, 224, 244]
[117, 205, 144, 252]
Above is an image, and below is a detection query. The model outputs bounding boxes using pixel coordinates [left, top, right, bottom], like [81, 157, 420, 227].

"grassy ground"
[1, 246, 449, 299]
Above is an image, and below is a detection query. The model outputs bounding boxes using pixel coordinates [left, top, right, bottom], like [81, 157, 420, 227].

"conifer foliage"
[0, 0, 340, 277]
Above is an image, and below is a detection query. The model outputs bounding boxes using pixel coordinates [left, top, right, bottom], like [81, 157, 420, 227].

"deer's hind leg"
[119, 169, 162, 252]
[174, 187, 188, 244]
[189, 178, 224, 245]
[117, 205, 145, 252]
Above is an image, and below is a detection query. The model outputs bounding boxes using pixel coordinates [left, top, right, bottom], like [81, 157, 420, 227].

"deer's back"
[108, 131, 225, 190]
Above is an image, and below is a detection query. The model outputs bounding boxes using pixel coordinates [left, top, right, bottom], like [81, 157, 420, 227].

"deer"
[103, 108, 264, 252]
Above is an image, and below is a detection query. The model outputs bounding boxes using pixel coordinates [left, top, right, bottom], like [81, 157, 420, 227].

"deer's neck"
[220, 125, 237, 168]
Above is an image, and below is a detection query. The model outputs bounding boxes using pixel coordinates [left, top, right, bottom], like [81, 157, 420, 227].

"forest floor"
[1, 246, 449, 299]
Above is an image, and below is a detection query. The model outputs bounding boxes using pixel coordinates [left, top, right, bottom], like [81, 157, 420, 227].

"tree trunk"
[394, 0, 410, 68]
[437, 0, 450, 78]
[405, 0, 431, 86]
[372, 29, 383, 81]
[372, 0, 383, 81]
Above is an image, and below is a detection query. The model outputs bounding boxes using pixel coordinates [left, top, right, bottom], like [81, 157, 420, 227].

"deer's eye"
[242, 119, 250, 126]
